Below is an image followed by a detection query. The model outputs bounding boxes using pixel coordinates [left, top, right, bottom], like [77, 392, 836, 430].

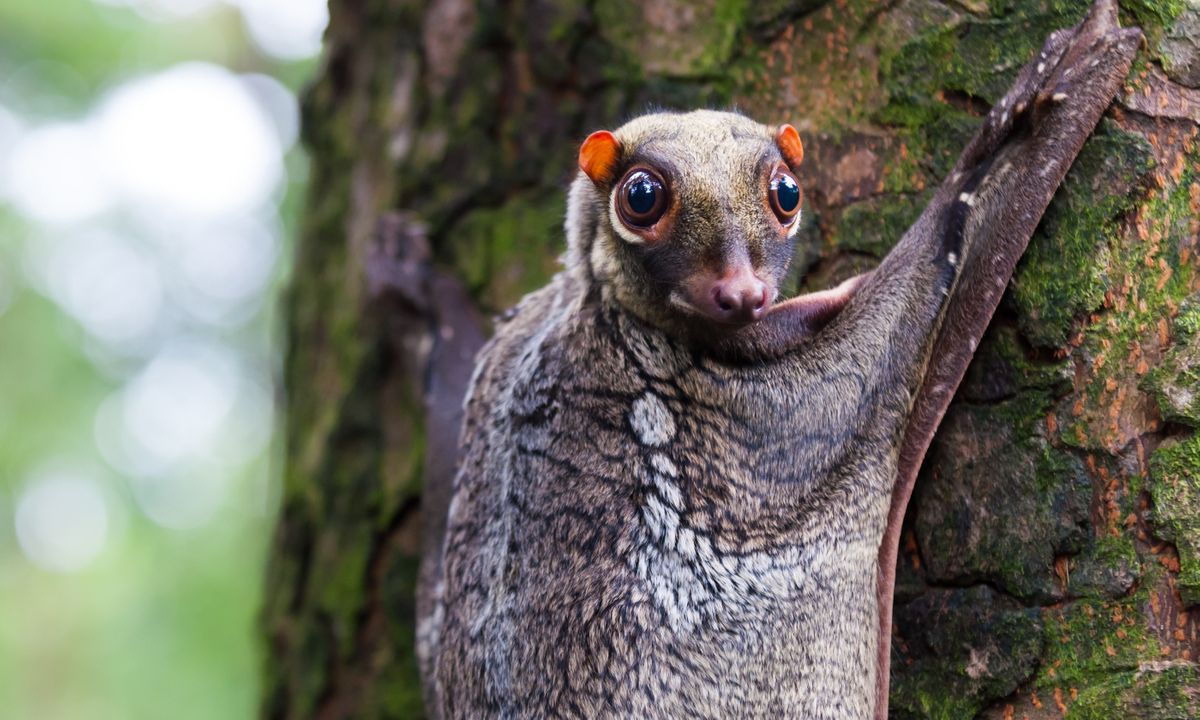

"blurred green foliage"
[0, 1, 316, 718]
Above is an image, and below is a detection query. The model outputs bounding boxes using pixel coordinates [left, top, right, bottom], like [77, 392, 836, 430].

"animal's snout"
[702, 268, 769, 324]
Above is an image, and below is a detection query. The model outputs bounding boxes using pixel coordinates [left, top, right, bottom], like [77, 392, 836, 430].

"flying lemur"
[417, 1, 1140, 718]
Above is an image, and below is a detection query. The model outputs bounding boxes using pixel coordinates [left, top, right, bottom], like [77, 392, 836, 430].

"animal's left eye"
[770, 170, 802, 224]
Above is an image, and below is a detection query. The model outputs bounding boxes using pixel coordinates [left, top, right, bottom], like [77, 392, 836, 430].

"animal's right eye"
[617, 168, 668, 228]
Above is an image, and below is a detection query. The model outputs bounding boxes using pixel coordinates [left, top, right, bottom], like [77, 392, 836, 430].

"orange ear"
[775, 124, 804, 169]
[579, 130, 621, 185]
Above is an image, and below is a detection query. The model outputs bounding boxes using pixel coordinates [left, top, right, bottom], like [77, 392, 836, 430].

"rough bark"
[261, 1, 1200, 717]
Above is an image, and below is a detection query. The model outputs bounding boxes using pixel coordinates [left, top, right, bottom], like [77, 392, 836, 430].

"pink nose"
[708, 270, 769, 323]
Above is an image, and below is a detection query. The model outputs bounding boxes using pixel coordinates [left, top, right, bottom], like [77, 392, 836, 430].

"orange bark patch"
[1054, 687, 1067, 714]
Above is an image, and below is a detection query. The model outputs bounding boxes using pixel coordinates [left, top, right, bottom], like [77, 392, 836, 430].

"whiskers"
[667, 291, 707, 318]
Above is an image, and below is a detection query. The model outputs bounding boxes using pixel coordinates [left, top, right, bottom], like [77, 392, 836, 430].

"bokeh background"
[0, 1, 325, 717]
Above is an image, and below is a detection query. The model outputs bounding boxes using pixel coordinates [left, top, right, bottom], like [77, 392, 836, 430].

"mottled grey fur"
[417, 2, 1139, 717]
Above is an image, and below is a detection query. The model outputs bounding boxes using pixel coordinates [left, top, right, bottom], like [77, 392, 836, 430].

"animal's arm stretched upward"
[720, 0, 1138, 714]
[858, 1, 1141, 715]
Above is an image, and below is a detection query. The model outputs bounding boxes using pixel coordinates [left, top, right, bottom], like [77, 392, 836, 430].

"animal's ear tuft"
[775, 124, 804, 170]
[579, 130, 621, 185]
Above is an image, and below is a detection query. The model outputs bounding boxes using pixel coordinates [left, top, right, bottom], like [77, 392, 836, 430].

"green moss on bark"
[891, 587, 1045, 720]
[1039, 590, 1161, 689]
[1145, 297, 1200, 427]
[1012, 123, 1155, 348]
[449, 189, 567, 313]
[594, 0, 749, 78]
[833, 192, 929, 257]
[1061, 145, 1199, 450]
[917, 389, 1092, 602]
[1068, 663, 1200, 719]
[1149, 435, 1200, 606]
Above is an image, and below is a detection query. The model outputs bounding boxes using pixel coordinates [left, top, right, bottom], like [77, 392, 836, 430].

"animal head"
[566, 110, 804, 334]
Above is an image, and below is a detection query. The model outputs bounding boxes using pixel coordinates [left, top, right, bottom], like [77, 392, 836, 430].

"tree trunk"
[260, 1, 1200, 717]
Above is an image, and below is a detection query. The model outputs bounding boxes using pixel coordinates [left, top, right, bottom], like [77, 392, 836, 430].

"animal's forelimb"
[874, 1, 1142, 716]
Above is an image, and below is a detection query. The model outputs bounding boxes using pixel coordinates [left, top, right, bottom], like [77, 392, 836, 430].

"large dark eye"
[617, 168, 668, 228]
[770, 170, 802, 224]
